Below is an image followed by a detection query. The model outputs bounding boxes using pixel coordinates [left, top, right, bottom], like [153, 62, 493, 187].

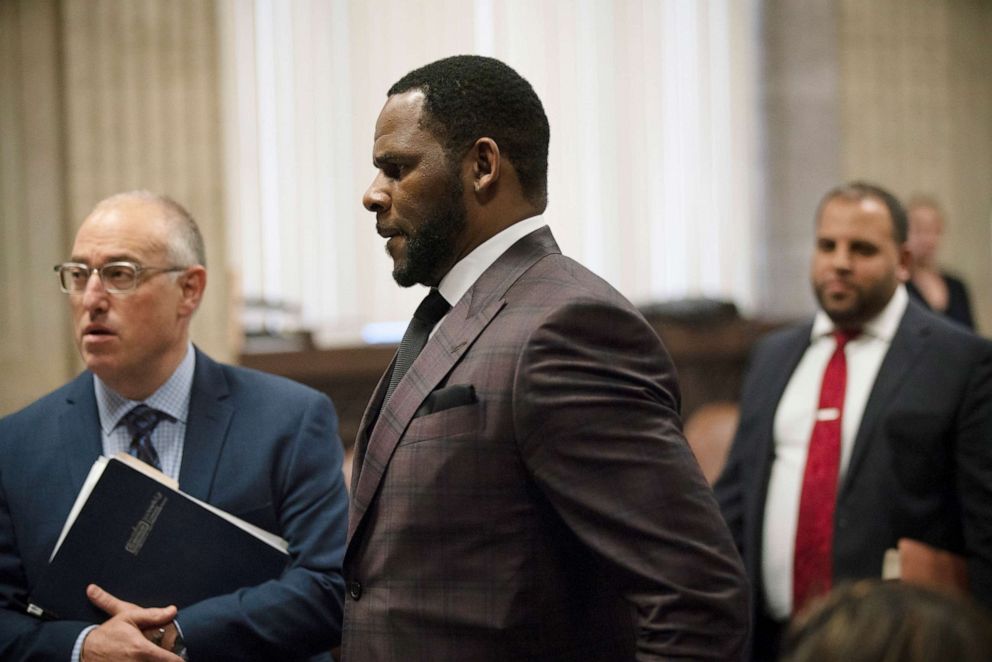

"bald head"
[87, 191, 206, 268]
[68, 191, 208, 400]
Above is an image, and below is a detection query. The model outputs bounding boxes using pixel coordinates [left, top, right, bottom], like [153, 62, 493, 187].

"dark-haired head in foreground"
[781, 580, 992, 662]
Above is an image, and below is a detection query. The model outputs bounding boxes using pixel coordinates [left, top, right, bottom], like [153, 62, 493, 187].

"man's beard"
[393, 177, 466, 288]
[814, 278, 895, 329]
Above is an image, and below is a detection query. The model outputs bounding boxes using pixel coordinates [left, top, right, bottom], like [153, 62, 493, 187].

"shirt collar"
[811, 284, 909, 343]
[95, 343, 197, 434]
[437, 215, 547, 307]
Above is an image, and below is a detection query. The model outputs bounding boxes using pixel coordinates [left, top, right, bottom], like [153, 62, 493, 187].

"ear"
[177, 266, 207, 316]
[896, 244, 912, 282]
[469, 137, 501, 197]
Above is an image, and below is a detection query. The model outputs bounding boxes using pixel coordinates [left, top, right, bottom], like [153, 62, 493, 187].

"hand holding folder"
[28, 453, 289, 623]
[80, 584, 181, 660]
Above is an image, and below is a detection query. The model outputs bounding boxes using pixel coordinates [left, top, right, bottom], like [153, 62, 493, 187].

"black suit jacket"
[716, 298, 992, 638]
[906, 271, 975, 330]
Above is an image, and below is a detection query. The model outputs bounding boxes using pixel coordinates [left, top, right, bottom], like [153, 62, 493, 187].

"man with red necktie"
[715, 181, 992, 660]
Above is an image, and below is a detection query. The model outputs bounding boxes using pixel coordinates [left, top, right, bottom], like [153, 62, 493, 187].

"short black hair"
[388, 55, 550, 208]
[816, 181, 908, 243]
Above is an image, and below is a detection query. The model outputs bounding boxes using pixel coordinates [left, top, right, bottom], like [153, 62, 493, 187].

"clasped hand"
[80, 584, 183, 661]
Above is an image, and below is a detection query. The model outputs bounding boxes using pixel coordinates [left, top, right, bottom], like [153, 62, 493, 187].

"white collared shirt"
[431, 214, 547, 316]
[761, 285, 909, 619]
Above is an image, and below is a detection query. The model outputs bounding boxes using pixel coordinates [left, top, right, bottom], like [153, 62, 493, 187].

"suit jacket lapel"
[347, 293, 505, 541]
[58, 373, 105, 490]
[347, 226, 560, 543]
[350, 365, 392, 493]
[178, 349, 235, 501]
[840, 302, 929, 495]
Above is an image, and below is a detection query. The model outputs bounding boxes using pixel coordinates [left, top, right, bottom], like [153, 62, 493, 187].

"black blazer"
[906, 271, 975, 330]
[715, 299, 992, 630]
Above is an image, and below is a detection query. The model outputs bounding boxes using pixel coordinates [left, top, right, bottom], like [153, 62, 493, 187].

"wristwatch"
[171, 631, 190, 661]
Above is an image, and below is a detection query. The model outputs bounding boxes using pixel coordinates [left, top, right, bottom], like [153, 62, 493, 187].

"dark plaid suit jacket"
[343, 226, 749, 661]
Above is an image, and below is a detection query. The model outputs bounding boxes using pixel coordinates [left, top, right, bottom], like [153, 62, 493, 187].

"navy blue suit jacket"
[0, 349, 348, 661]
[715, 299, 992, 639]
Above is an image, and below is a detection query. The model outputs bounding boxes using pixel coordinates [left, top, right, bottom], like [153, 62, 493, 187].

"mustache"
[376, 223, 405, 238]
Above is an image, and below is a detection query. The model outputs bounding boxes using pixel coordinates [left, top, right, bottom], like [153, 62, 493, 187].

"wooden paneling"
[239, 313, 783, 449]
[240, 344, 395, 449]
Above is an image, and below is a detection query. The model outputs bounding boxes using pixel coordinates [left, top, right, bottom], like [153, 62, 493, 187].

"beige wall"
[838, 0, 992, 332]
[0, 0, 230, 415]
[760, 0, 843, 319]
[762, 0, 992, 333]
[0, 0, 73, 413]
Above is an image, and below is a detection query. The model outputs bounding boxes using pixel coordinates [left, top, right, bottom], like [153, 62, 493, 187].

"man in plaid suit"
[343, 55, 748, 661]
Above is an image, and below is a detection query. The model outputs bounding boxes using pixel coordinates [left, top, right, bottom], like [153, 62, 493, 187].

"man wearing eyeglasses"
[0, 191, 348, 661]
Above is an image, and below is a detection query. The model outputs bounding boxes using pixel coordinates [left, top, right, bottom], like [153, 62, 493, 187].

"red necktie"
[793, 329, 859, 614]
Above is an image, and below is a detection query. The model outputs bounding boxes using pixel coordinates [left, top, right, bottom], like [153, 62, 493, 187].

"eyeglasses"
[54, 261, 187, 294]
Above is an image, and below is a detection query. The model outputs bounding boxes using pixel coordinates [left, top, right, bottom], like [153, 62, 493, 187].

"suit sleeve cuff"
[71, 624, 98, 662]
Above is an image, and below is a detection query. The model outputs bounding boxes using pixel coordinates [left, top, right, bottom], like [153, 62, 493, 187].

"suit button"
[349, 581, 363, 600]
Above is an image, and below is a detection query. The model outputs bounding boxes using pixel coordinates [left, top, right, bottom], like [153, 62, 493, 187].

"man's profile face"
[69, 200, 190, 392]
[363, 91, 467, 287]
[810, 195, 909, 329]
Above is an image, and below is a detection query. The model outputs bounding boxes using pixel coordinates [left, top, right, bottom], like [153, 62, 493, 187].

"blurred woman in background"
[905, 196, 975, 330]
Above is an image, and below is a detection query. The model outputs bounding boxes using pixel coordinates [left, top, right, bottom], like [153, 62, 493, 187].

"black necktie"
[123, 404, 168, 470]
[383, 288, 451, 405]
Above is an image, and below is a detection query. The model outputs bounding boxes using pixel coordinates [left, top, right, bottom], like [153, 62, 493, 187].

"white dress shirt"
[433, 214, 547, 313]
[762, 286, 908, 619]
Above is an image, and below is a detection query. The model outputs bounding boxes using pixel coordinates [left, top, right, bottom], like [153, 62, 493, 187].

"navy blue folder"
[28, 456, 288, 622]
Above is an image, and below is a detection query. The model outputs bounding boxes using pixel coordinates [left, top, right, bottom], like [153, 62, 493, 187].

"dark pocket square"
[414, 384, 477, 418]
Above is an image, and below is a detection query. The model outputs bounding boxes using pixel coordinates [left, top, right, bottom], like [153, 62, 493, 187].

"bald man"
[0, 192, 348, 661]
